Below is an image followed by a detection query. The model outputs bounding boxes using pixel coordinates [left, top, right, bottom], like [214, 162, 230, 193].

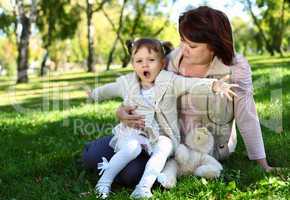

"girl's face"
[132, 47, 164, 88]
[180, 36, 214, 66]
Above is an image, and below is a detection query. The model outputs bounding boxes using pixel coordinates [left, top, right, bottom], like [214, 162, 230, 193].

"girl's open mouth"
[143, 71, 151, 78]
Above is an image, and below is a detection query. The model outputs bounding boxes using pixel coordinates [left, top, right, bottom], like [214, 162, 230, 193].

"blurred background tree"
[0, 0, 37, 83]
[0, 0, 289, 84]
[37, 0, 81, 76]
[242, 0, 289, 56]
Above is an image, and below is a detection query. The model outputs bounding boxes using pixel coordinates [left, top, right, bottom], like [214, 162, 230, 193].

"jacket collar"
[170, 47, 231, 78]
[118, 70, 173, 105]
[205, 56, 231, 78]
[154, 70, 174, 103]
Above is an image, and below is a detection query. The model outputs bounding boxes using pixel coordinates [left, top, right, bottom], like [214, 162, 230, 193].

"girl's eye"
[135, 60, 142, 63]
[149, 58, 155, 61]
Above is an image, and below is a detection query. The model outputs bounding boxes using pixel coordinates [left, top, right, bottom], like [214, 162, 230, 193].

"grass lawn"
[0, 55, 290, 200]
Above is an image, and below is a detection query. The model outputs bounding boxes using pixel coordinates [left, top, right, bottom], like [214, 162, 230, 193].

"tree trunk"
[120, 1, 168, 68]
[40, 50, 49, 76]
[121, 1, 144, 68]
[245, 0, 274, 56]
[17, 6, 31, 83]
[106, 38, 118, 70]
[273, 0, 286, 57]
[86, 0, 95, 72]
[106, 0, 127, 70]
[121, 54, 130, 68]
[40, 22, 52, 77]
[101, 7, 128, 59]
[16, 0, 36, 83]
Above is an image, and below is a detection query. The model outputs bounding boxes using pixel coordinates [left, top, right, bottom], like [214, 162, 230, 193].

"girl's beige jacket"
[91, 70, 215, 150]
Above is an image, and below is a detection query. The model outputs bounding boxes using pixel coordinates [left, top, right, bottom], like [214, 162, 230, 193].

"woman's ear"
[207, 44, 215, 59]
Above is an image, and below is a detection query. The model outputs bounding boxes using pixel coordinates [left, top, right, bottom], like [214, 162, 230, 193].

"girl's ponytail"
[126, 40, 134, 55]
[161, 41, 173, 56]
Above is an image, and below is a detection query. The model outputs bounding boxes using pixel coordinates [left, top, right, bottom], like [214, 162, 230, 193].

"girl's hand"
[212, 75, 239, 101]
[86, 90, 92, 97]
[116, 105, 145, 129]
[86, 90, 95, 101]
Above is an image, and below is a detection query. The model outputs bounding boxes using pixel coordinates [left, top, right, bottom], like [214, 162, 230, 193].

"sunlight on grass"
[249, 57, 290, 64]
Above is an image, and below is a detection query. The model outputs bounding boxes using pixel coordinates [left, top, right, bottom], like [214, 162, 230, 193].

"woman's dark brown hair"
[179, 6, 234, 65]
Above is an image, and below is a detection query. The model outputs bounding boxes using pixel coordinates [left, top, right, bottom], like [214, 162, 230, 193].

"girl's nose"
[142, 61, 149, 67]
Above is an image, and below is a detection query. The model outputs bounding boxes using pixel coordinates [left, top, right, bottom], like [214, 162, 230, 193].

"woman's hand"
[258, 160, 273, 172]
[256, 158, 281, 173]
[212, 75, 239, 101]
[116, 105, 145, 129]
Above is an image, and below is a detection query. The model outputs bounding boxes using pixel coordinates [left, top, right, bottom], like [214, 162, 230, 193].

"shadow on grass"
[0, 96, 87, 112]
[0, 69, 133, 92]
[0, 96, 122, 115]
[0, 113, 118, 199]
[43, 70, 131, 84]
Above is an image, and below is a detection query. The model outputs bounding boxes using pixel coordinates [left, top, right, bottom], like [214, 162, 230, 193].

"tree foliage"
[0, 13, 16, 35]
[2, 0, 288, 82]
[36, 0, 81, 75]
[243, 0, 289, 55]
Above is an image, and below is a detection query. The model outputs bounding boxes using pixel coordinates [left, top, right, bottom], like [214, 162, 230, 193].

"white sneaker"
[95, 182, 111, 199]
[130, 185, 153, 199]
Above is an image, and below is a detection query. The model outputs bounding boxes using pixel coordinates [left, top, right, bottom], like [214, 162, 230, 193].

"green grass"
[0, 56, 290, 200]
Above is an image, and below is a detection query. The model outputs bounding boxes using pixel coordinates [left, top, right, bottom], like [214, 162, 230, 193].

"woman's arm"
[232, 55, 273, 172]
[116, 105, 145, 129]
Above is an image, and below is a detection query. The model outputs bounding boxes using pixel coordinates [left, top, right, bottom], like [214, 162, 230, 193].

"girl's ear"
[160, 58, 165, 69]
[161, 58, 169, 69]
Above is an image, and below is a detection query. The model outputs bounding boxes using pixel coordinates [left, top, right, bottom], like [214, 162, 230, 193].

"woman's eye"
[190, 46, 196, 49]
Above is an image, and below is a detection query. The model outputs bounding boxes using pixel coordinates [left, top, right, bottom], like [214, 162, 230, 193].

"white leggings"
[97, 135, 173, 189]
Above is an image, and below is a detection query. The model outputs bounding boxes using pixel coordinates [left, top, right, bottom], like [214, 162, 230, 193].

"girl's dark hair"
[179, 6, 234, 65]
[126, 38, 173, 59]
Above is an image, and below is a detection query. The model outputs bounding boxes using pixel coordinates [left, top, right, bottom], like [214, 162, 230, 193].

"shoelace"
[95, 182, 111, 199]
[131, 185, 152, 198]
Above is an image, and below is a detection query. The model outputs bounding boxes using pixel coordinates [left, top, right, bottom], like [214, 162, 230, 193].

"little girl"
[88, 38, 238, 199]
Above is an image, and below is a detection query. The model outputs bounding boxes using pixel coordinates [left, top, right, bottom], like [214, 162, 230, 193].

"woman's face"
[180, 36, 214, 66]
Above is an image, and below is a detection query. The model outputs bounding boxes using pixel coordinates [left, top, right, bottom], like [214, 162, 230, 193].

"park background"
[0, 0, 289, 199]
